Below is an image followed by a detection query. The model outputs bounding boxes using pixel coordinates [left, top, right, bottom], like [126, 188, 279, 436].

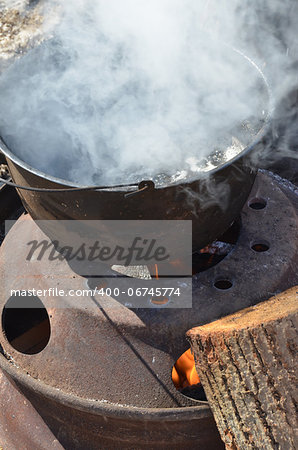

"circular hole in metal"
[214, 279, 233, 290]
[251, 242, 270, 253]
[249, 198, 267, 210]
[172, 348, 207, 402]
[150, 297, 170, 307]
[2, 295, 50, 355]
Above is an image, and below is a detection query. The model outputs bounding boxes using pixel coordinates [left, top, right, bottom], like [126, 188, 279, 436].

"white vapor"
[0, 0, 296, 186]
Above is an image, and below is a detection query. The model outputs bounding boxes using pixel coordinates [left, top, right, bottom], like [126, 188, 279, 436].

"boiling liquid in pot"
[0, 32, 269, 187]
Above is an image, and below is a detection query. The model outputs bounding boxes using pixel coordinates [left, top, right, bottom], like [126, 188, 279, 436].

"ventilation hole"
[2, 295, 50, 355]
[251, 242, 270, 253]
[172, 348, 207, 402]
[249, 198, 267, 210]
[214, 279, 233, 290]
[150, 297, 170, 307]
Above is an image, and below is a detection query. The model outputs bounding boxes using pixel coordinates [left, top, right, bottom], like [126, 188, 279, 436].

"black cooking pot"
[0, 142, 267, 251]
[0, 47, 271, 251]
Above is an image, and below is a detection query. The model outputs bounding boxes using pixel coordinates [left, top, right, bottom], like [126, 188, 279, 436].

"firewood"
[187, 286, 298, 450]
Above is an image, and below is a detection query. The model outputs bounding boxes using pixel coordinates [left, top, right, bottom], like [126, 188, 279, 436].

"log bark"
[187, 286, 298, 450]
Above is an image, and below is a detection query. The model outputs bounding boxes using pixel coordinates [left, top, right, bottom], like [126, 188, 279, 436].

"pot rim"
[0, 48, 273, 192]
[0, 354, 212, 420]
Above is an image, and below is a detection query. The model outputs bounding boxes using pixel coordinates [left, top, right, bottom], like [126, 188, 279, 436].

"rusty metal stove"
[0, 170, 297, 449]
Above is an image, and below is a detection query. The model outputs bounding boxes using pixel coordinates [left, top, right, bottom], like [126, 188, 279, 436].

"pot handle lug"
[125, 180, 155, 198]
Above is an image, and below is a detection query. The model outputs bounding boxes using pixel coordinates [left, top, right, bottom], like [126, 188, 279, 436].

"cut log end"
[188, 286, 298, 339]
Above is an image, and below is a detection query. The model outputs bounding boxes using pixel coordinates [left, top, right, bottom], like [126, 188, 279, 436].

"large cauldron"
[0, 47, 271, 251]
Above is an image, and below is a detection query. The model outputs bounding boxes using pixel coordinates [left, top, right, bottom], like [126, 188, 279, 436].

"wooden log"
[187, 286, 298, 450]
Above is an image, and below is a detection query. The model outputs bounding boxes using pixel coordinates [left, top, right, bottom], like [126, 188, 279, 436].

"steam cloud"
[0, 0, 296, 186]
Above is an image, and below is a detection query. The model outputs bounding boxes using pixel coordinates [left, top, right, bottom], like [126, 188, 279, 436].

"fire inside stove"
[171, 343, 201, 399]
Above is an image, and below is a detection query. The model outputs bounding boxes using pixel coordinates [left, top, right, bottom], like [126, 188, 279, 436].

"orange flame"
[172, 348, 200, 389]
